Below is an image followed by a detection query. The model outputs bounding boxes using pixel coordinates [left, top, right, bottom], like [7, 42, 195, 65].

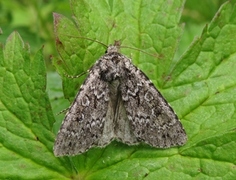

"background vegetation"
[0, 0, 229, 68]
[0, 0, 236, 179]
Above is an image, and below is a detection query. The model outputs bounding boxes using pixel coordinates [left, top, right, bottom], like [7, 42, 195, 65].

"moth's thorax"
[107, 45, 119, 53]
[98, 51, 129, 82]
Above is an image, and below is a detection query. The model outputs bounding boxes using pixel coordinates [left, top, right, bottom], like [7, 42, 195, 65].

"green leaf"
[1, 0, 236, 179]
[53, 0, 185, 99]
[0, 32, 69, 179]
[53, 0, 236, 179]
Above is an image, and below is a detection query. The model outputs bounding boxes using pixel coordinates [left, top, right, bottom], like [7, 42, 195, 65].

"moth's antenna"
[62, 35, 158, 57]
[64, 35, 108, 49]
[119, 45, 159, 58]
[59, 35, 108, 79]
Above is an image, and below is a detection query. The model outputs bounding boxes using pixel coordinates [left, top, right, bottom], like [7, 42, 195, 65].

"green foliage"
[0, 0, 70, 67]
[0, 32, 69, 179]
[0, 0, 236, 179]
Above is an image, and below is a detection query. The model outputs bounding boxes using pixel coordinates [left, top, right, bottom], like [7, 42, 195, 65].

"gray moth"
[54, 41, 187, 156]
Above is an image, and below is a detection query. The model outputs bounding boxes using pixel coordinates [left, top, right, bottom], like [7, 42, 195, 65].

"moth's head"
[106, 40, 121, 54]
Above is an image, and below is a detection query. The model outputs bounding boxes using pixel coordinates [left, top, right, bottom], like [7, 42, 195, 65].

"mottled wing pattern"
[120, 63, 187, 148]
[54, 43, 187, 157]
[54, 64, 110, 156]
